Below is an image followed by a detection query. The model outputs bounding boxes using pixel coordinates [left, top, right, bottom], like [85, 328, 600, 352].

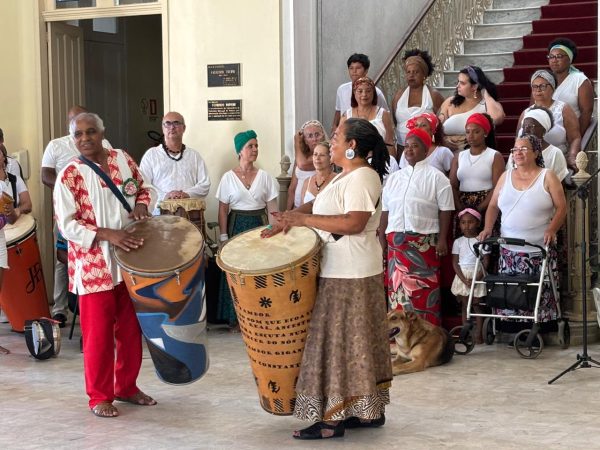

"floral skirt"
[494, 246, 558, 322]
[293, 275, 392, 422]
[386, 232, 441, 325]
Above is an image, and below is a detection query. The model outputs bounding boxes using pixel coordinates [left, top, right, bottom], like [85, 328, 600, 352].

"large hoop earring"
[345, 148, 356, 160]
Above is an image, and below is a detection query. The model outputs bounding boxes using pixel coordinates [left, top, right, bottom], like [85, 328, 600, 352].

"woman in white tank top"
[340, 77, 396, 159]
[300, 142, 335, 205]
[390, 50, 444, 149]
[547, 38, 595, 134]
[439, 65, 505, 152]
[478, 135, 566, 322]
[516, 69, 581, 169]
[449, 113, 504, 231]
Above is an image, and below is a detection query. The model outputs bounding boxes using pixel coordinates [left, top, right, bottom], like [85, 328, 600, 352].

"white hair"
[69, 112, 105, 137]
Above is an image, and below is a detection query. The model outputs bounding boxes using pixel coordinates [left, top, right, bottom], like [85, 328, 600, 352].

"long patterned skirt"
[217, 208, 268, 326]
[494, 246, 558, 322]
[293, 275, 392, 421]
[386, 232, 441, 325]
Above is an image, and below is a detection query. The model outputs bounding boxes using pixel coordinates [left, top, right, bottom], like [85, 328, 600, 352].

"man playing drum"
[54, 112, 156, 418]
[140, 111, 211, 215]
[41, 105, 113, 328]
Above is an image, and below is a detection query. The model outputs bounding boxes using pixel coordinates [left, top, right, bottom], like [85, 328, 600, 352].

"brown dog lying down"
[388, 310, 454, 375]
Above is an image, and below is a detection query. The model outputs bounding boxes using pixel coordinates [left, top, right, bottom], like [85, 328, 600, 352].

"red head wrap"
[406, 127, 432, 149]
[465, 113, 492, 135]
[406, 112, 439, 134]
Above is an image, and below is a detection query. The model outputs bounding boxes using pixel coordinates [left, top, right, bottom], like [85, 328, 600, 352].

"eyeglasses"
[510, 146, 531, 154]
[546, 54, 567, 61]
[162, 120, 184, 128]
[531, 83, 552, 92]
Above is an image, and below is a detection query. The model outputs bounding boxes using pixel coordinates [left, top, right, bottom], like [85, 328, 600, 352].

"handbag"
[484, 274, 539, 310]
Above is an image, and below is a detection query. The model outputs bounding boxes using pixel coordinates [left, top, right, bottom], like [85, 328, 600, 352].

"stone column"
[276, 155, 292, 212]
[565, 152, 599, 344]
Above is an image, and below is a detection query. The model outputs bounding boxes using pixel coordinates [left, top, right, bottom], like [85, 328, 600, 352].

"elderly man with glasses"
[139, 111, 211, 215]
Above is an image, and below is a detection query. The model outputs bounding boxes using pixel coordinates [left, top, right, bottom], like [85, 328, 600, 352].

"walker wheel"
[558, 319, 570, 349]
[450, 325, 475, 355]
[514, 329, 544, 359]
[483, 318, 495, 345]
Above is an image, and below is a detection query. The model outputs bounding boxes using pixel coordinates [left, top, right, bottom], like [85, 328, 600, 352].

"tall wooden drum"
[159, 198, 206, 239]
[0, 214, 50, 332]
[217, 226, 321, 415]
[113, 215, 209, 385]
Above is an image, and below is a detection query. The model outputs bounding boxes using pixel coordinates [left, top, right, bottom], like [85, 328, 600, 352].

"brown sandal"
[115, 390, 157, 406]
[92, 402, 119, 418]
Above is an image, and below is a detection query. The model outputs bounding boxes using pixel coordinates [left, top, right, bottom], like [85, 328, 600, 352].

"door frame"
[37, 0, 169, 296]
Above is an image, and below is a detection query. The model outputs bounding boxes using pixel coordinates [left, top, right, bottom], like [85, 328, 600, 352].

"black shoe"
[52, 313, 67, 328]
[343, 414, 386, 429]
[293, 421, 345, 440]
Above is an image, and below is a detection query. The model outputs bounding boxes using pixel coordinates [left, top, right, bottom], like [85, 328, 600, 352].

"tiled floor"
[1, 322, 600, 449]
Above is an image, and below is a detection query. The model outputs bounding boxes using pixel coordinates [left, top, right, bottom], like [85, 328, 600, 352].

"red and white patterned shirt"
[54, 148, 154, 294]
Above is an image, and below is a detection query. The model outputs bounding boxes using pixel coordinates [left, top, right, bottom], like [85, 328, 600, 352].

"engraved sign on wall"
[207, 100, 242, 121]
[207, 63, 241, 87]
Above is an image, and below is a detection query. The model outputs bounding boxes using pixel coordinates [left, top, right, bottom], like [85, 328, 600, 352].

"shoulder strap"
[7, 173, 17, 208]
[78, 154, 132, 213]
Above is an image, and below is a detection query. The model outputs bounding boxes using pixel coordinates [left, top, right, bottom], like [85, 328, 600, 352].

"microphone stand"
[549, 166, 600, 384]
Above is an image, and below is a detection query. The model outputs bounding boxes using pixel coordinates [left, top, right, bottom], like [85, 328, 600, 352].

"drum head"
[114, 216, 203, 274]
[218, 226, 320, 274]
[4, 214, 36, 246]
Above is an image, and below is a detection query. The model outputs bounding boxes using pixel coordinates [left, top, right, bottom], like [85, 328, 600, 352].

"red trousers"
[79, 282, 142, 409]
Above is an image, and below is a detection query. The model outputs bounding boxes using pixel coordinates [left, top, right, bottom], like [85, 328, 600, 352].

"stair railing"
[374, 0, 493, 104]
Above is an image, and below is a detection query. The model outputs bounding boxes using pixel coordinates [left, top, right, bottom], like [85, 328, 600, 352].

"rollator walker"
[451, 237, 570, 359]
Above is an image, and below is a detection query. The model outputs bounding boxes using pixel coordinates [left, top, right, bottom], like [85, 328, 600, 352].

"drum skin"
[114, 216, 208, 385]
[217, 226, 321, 415]
[0, 215, 50, 333]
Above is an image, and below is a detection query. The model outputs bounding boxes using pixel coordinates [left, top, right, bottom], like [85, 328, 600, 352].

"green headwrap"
[234, 130, 257, 154]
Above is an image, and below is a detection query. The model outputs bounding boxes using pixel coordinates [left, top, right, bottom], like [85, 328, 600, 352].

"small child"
[451, 208, 489, 344]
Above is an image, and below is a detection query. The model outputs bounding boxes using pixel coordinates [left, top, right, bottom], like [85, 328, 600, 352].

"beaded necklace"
[163, 142, 186, 161]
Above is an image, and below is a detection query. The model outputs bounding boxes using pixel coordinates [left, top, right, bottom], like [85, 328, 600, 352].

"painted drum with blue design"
[114, 215, 208, 385]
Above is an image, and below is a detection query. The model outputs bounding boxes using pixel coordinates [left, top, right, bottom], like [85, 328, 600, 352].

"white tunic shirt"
[335, 81, 388, 114]
[313, 167, 382, 279]
[140, 144, 211, 214]
[383, 160, 454, 235]
[553, 71, 588, 118]
[399, 145, 454, 174]
[42, 135, 112, 173]
[215, 169, 278, 211]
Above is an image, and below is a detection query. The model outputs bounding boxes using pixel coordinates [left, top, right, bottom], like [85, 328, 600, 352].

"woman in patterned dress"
[264, 118, 392, 440]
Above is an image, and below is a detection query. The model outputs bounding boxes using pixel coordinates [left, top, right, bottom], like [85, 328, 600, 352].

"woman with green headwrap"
[215, 130, 279, 329]
[546, 37, 594, 134]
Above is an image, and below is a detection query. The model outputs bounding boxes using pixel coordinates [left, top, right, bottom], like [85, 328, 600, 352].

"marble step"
[493, 0, 547, 8]
[453, 52, 514, 71]
[483, 6, 542, 24]
[464, 36, 523, 54]
[474, 22, 533, 39]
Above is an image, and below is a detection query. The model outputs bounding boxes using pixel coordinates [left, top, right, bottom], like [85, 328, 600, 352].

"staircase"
[438, 0, 598, 154]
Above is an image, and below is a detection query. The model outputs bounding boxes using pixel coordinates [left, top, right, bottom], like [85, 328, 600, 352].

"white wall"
[316, 0, 428, 132]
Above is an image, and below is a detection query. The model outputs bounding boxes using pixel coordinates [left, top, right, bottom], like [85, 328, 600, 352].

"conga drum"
[0, 214, 50, 332]
[159, 198, 207, 239]
[113, 215, 209, 385]
[217, 226, 321, 415]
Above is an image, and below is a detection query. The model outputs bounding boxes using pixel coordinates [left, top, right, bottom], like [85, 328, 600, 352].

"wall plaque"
[207, 100, 242, 121]
[207, 64, 241, 87]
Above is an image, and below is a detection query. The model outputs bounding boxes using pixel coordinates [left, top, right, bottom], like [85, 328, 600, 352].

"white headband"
[524, 109, 552, 133]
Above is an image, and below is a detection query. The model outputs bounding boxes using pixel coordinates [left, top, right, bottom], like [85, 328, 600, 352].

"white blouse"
[216, 169, 278, 211]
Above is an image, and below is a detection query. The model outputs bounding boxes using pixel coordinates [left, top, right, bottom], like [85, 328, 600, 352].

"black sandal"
[343, 414, 386, 429]
[293, 421, 345, 440]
